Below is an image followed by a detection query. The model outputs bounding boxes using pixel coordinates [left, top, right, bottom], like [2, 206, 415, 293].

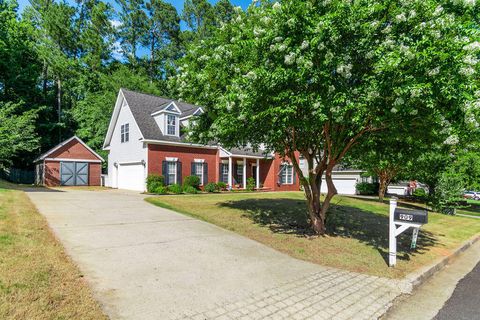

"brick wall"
[49, 139, 100, 160]
[264, 152, 301, 191]
[148, 144, 219, 184]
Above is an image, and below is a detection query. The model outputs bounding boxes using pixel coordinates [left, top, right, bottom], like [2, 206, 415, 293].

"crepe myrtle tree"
[172, 0, 480, 234]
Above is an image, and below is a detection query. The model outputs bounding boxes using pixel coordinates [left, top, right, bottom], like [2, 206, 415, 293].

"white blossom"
[304, 60, 313, 68]
[428, 67, 440, 76]
[434, 5, 444, 16]
[313, 102, 321, 109]
[463, 55, 479, 65]
[444, 134, 459, 145]
[395, 13, 407, 22]
[394, 97, 404, 106]
[253, 27, 265, 37]
[464, 41, 480, 51]
[391, 107, 398, 113]
[300, 40, 309, 50]
[460, 0, 476, 7]
[410, 88, 422, 98]
[284, 52, 296, 65]
[272, 2, 281, 11]
[328, 85, 335, 93]
[261, 16, 271, 25]
[409, 10, 417, 19]
[244, 71, 257, 80]
[287, 18, 295, 27]
[459, 66, 475, 76]
[278, 44, 287, 52]
[274, 36, 283, 42]
[336, 63, 353, 78]
[410, 109, 418, 116]
[235, 15, 242, 23]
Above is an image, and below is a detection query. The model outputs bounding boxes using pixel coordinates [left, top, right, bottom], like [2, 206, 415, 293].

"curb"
[397, 234, 480, 294]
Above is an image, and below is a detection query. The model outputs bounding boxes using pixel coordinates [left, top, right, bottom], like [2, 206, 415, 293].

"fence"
[0, 168, 35, 184]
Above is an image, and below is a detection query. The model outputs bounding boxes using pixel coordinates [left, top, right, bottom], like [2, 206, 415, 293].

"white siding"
[107, 99, 147, 190]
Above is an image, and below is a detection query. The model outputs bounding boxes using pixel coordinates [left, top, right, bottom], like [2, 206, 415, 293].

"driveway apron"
[26, 188, 401, 320]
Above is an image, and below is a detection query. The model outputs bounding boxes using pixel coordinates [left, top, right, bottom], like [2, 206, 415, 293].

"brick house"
[102, 89, 300, 192]
[34, 136, 104, 186]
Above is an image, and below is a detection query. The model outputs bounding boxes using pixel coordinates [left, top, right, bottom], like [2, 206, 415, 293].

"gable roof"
[35, 136, 104, 162]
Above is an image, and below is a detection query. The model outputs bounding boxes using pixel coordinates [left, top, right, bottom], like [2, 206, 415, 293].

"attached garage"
[34, 136, 104, 187]
[116, 162, 145, 191]
[320, 170, 363, 195]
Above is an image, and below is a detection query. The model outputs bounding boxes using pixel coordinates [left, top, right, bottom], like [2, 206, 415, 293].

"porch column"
[256, 158, 260, 189]
[243, 157, 247, 189]
[228, 156, 233, 189]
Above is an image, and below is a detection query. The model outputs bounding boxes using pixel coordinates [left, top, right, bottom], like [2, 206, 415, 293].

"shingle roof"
[120, 89, 270, 158]
[121, 88, 200, 142]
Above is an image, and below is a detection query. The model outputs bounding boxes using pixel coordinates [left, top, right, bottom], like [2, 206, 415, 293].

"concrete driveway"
[26, 188, 400, 320]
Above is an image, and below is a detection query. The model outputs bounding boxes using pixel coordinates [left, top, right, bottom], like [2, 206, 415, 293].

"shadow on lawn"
[219, 198, 439, 265]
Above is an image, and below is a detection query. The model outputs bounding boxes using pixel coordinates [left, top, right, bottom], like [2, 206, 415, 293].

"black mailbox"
[394, 208, 428, 224]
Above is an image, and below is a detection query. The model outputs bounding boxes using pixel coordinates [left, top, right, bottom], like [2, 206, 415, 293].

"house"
[298, 156, 363, 195]
[34, 136, 104, 186]
[102, 89, 301, 192]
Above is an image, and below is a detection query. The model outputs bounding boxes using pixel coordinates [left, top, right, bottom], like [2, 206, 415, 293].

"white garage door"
[117, 163, 145, 191]
[321, 179, 357, 195]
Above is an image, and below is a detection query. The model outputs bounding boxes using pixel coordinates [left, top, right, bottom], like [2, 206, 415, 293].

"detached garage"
[34, 136, 104, 187]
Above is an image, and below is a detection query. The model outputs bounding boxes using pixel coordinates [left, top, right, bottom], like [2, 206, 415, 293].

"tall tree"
[182, 0, 214, 40]
[116, 0, 147, 64]
[143, 0, 181, 81]
[175, 0, 479, 234]
[213, 0, 235, 24]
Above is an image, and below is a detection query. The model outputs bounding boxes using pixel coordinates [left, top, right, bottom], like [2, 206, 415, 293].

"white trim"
[141, 139, 219, 149]
[243, 157, 247, 189]
[165, 114, 179, 136]
[118, 160, 144, 165]
[150, 101, 182, 116]
[194, 159, 205, 163]
[166, 157, 178, 162]
[103, 89, 145, 149]
[35, 136, 104, 162]
[193, 161, 204, 186]
[145, 142, 149, 192]
[44, 158, 102, 163]
[255, 159, 260, 189]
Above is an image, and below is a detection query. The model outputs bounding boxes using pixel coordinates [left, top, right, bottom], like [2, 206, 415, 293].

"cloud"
[109, 19, 122, 29]
[111, 40, 123, 60]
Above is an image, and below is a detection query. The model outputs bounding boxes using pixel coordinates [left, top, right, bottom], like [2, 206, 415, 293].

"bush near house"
[154, 185, 168, 194]
[413, 188, 427, 200]
[183, 175, 201, 190]
[246, 177, 255, 191]
[204, 182, 219, 193]
[355, 182, 379, 195]
[217, 182, 227, 191]
[184, 186, 198, 194]
[146, 174, 165, 193]
[167, 184, 183, 194]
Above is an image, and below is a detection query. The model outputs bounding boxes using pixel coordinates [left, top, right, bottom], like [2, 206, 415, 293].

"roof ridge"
[120, 88, 174, 102]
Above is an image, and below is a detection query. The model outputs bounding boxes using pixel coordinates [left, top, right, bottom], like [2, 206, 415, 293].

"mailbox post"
[389, 197, 428, 267]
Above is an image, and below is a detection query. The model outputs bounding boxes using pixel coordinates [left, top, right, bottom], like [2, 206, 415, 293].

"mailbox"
[394, 208, 428, 224]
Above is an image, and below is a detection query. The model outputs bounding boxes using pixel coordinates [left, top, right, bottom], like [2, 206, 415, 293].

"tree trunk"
[378, 176, 388, 202]
[150, 33, 155, 82]
[42, 60, 48, 102]
[305, 186, 325, 234]
[57, 78, 62, 142]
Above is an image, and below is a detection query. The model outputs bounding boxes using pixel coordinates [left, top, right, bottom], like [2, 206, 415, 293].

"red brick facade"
[38, 137, 103, 186]
[147, 143, 300, 191]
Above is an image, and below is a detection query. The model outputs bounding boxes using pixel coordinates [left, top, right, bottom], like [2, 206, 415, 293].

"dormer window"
[166, 114, 177, 136]
[121, 123, 129, 143]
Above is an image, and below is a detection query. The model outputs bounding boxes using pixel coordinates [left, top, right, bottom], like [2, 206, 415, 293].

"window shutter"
[203, 163, 208, 185]
[278, 165, 284, 185]
[219, 164, 223, 183]
[191, 162, 195, 175]
[162, 161, 168, 185]
[293, 166, 296, 184]
[177, 161, 182, 185]
[233, 164, 237, 184]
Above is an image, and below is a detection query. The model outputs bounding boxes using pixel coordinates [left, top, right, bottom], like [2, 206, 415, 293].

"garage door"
[61, 162, 89, 186]
[117, 163, 145, 191]
[321, 178, 357, 195]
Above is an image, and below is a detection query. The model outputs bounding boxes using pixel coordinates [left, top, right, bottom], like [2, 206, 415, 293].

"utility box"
[394, 208, 428, 224]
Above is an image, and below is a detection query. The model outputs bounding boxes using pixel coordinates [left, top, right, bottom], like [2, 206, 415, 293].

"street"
[386, 239, 480, 320]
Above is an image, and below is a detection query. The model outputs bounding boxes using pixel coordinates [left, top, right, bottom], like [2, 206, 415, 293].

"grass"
[146, 192, 480, 279]
[0, 180, 107, 320]
[457, 200, 480, 217]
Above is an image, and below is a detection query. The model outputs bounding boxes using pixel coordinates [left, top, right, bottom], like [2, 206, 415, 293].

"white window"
[281, 164, 294, 184]
[221, 163, 229, 183]
[194, 162, 204, 185]
[167, 161, 177, 185]
[120, 123, 129, 143]
[166, 114, 177, 136]
[299, 156, 306, 169]
[236, 164, 244, 185]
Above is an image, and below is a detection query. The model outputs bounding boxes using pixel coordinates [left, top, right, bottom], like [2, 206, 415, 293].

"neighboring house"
[34, 136, 104, 186]
[298, 156, 363, 195]
[102, 89, 301, 192]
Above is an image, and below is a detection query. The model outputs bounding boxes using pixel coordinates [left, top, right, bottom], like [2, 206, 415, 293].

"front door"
[60, 162, 89, 186]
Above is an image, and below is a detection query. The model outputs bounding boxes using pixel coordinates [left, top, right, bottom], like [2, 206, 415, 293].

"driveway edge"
[397, 234, 480, 294]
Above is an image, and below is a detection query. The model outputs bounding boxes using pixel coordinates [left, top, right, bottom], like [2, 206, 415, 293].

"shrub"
[184, 186, 198, 194]
[204, 182, 218, 193]
[183, 175, 201, 189]
[413, 188, 427, 200]
[355, 182, 379, 195]
[167, 184, 183, 194]
[246, 177, 255, 191]
[154, 185, 168, 195]
[146, 174, 164, 193]
[217, 182, 227, 191]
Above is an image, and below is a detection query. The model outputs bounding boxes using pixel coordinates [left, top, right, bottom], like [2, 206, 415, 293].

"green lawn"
[457, 200, 480, 217]
[0, 180, 107, 320]
[146, 192, 480, 279]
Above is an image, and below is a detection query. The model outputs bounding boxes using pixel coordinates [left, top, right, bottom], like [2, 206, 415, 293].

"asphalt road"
[434, 261, 480, 320]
